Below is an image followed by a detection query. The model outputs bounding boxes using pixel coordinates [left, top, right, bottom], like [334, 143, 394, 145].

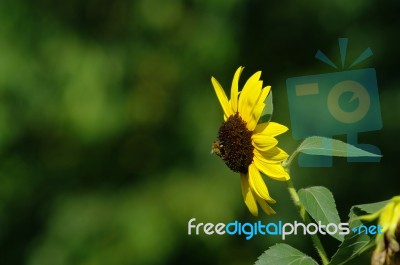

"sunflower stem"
[286, 179, 330, 265]
[282, 147, 301, 170]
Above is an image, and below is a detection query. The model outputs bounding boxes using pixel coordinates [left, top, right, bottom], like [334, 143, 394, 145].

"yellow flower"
[361, 196, 400, 265]
[211, 66, 290, 216]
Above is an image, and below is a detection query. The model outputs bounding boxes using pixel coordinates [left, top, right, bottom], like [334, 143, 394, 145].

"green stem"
[287, 179, 329, 265]
[282, 149, 298, 169]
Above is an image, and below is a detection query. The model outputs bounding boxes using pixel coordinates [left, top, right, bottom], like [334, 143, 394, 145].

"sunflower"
[361, 196, 400, 265]
[211, 66, 290, 216]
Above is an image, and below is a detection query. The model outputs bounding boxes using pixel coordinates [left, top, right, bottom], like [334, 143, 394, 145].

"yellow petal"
[388, 203, 400, 232]
[248, 163, 275, 202]
[247, 86, 271, 131]
[238, 72, 262, 123]
[252, 134, 278, 151]
[253, 155, 290, 181]
[211, 77, 233, 118]
[240, 173, 258, 216]
[359, 211, 381, 222]
[246, 86, 271, 130]
[254, 122, 289, 137]
[379, 202, 395, 233]
[259, 86, 271, 106]
[254, 147, 289, 162]
[247, 103, 265, 131]
[255, 196, 276, 215]
[231, 67, 244, 113]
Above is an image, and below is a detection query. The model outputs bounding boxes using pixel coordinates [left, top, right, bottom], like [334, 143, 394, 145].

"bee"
[211, 140, 224, 157]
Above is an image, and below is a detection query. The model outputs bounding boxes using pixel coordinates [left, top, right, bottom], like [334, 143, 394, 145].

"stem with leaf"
[283, 154, 329, 265]
[255, 136, 382, 265]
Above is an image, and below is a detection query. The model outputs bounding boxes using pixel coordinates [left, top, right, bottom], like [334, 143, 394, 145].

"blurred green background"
[0, 0, 399, 264]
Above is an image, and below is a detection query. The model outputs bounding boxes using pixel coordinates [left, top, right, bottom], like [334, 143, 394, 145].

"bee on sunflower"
[211, 66, 290, 216]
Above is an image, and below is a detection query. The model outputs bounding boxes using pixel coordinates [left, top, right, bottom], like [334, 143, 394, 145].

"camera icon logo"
[327, 80, 370, 124]
[286, 38, 382, 167]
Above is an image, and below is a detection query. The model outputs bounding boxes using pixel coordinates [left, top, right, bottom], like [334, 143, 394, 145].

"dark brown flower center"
[212, 112, 254, 173]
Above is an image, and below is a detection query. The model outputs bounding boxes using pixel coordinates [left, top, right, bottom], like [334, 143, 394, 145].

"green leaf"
[296, 136, 381, 157]
[329, 200, 388, 265]
[328, 213, 374, 265]
[355, 200, 388, 214]
[259, 90, 273, 123]
[298, 186, 343, 241]
[255, 244, 318, 265]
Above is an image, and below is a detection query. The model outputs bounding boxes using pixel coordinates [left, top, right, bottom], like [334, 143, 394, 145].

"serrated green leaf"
[296, 136, 381, 158]
[298, 186, 343, 241]
[255, 243, 318, 265]
[329, 200, 388, 265]
[259, 90, 273, 123]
